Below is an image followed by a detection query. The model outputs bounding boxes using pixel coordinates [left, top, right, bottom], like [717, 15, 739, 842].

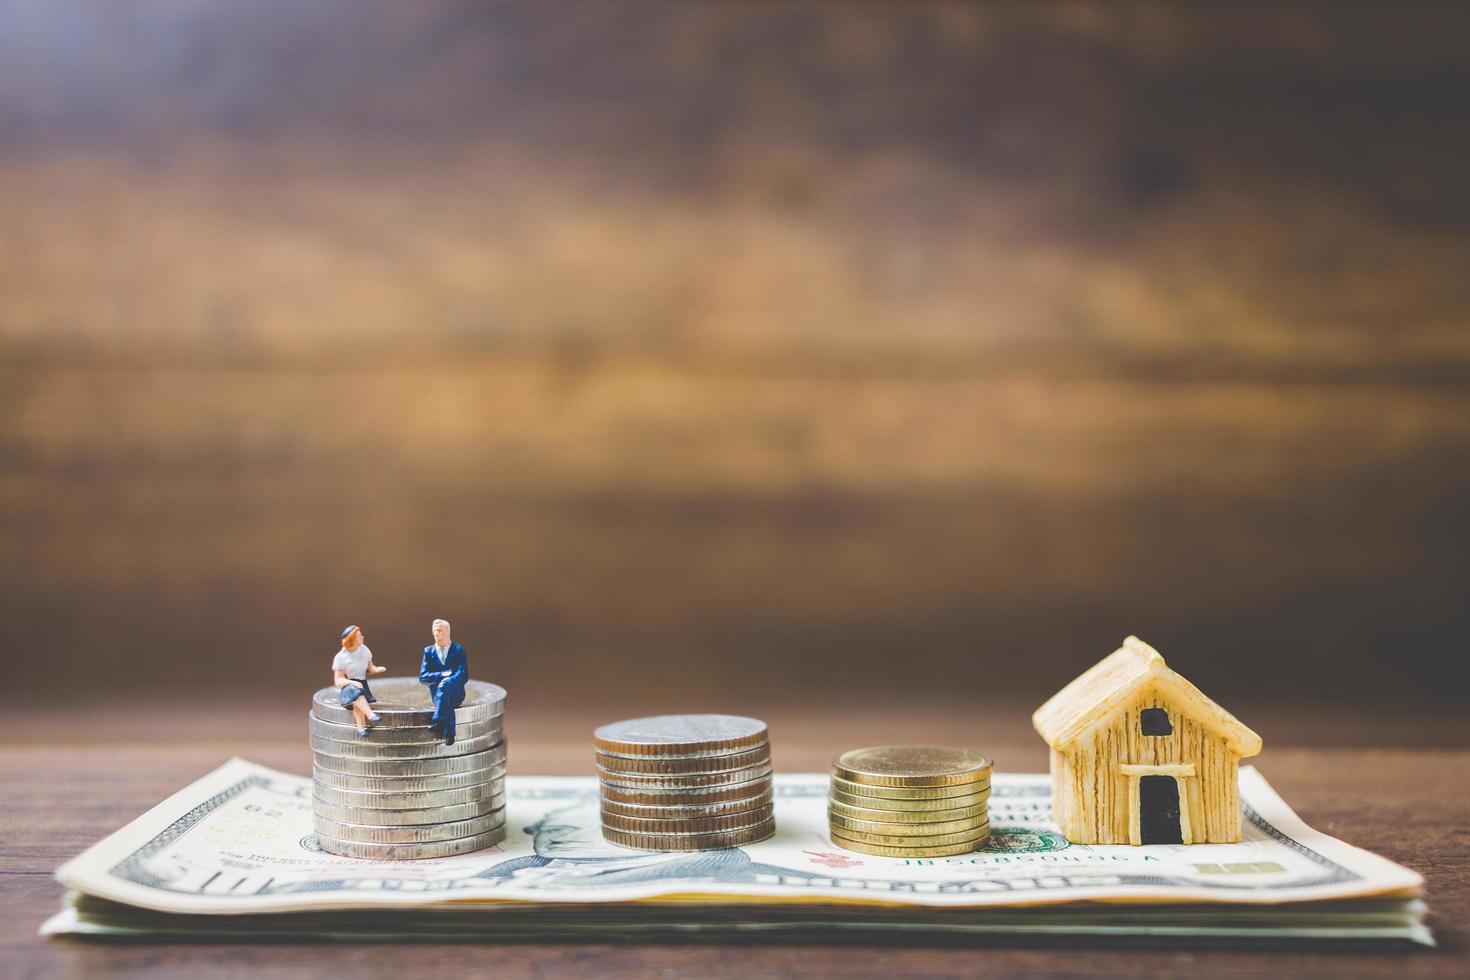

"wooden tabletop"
[3, 702, 1466, 978]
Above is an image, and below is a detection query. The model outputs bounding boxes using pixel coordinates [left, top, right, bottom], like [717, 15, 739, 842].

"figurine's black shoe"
[443, 733, 455, 746]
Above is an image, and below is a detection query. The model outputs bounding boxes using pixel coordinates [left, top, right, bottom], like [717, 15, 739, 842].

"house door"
[1138, 775, 1183, 844]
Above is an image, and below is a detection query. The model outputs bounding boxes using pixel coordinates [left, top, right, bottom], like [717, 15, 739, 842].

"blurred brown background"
[3, 1, 1468, 722]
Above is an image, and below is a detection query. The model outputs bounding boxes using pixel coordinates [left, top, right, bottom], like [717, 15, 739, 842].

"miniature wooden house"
[1032, 636, 1261, 845]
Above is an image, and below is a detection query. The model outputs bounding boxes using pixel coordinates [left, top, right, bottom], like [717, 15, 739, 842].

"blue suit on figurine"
[420, 618, 468, 745]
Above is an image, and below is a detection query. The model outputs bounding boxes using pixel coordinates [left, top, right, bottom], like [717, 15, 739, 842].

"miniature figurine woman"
[419, 618, 468, 745]
[333, 625, 387, 736]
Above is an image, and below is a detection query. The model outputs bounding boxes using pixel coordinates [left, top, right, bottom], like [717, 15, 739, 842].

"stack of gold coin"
[595, 714, 775, 851]
[828, 745, 992, 857]
[309, 677, 508, 860]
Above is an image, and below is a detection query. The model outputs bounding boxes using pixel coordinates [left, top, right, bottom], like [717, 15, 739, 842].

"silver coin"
[314, 826, 506, 860]
[309, 713, 502, 745]
[595, 744, 770, 775]
[594, 714, 768, 757]
[600, 779, 775, 807]
[599, 806, 774, 835]
[311, 677, 506, 727]
[313, 797, 502, 826]
[312, 780, 504, 810]
[312, 763, 506, 793]
[309, 732, 500, 760]
[314, 809, 505, 844]
[601, 818, 776, 852]
[312, 743, 506, 778]
[598, 788, 773, 819]
[595, 762, 772, 791]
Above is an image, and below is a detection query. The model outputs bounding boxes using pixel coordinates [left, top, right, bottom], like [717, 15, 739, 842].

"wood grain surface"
[1, 703, 1465, 978]
[3, 1, 1469, 709]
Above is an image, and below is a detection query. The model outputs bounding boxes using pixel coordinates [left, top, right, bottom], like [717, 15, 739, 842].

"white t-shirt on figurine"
[332, 645, 373, 681]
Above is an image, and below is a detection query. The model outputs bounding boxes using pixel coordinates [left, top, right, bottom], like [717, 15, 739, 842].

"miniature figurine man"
[333, 625, 387, 736]
[419, 618, 468, 745]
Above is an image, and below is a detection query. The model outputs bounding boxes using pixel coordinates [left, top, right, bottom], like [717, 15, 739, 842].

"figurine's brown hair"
[341, 627, 361, 651]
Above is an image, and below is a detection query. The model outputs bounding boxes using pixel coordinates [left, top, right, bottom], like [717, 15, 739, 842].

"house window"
[1140, 708, 1172, 736]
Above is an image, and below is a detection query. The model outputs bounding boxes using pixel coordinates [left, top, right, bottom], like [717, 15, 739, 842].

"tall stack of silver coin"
[595, 714, 776, 851]
[310, 677, 508, 859]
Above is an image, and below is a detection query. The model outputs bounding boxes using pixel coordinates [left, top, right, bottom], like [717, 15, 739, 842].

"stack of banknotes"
[595, 714, 775, 850]
[45, 760, 1430, 948]
[310, 678, 508, 859]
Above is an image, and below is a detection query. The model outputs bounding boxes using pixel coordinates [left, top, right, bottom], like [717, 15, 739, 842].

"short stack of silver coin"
[310, 677, 508, 860]
[595, 714, 775, 851]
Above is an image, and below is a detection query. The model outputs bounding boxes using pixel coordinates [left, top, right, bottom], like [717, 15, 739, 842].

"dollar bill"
[42, 759, 1430, 947]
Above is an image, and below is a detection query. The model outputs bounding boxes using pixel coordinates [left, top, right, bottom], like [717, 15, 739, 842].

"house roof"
[1032, 636, 1262, 757]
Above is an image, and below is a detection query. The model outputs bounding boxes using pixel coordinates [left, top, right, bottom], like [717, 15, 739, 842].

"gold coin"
[828, 786, 989, 812]
[829, 831, 988, 858]
[599, 806, 774, 836]
[829, 774, 990, 801]
[828, 811, 990, 837]
[594, 744, 769, 775]
[827, 797, 988, 824]
[830, 822, 989, 848]
[602, 818, 775, 852]
[832, 746, 992, 788]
